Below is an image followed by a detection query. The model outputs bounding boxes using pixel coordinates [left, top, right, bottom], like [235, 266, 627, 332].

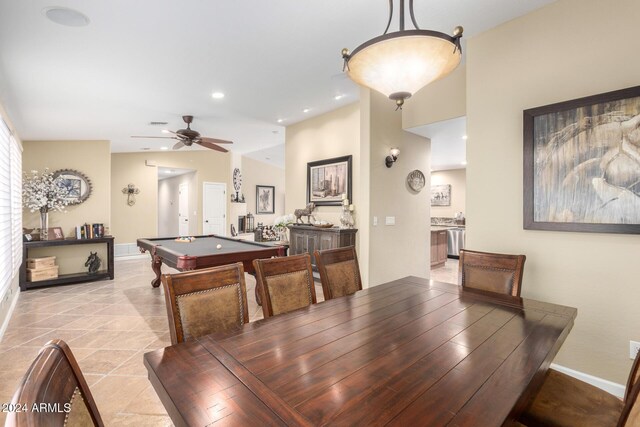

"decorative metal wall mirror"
[53, 169, 92, 204]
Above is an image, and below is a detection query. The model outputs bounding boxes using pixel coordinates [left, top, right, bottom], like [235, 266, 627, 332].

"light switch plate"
[373, 216, 378, 226]
[385, 216, 395, 225]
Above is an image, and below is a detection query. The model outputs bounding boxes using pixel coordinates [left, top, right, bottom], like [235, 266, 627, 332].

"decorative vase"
[340, 206, 354, 229]
[40, 210, 49, 240]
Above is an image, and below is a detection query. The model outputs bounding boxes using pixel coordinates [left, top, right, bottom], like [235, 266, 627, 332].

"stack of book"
[75, 223, 105, 239]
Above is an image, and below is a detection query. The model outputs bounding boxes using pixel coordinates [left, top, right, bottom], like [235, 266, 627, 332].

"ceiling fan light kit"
[131, 115, 233, 152]
[342, 0, 463, 109]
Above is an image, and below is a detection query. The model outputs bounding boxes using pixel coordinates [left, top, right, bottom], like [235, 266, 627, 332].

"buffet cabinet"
[288, 225, 358, 269]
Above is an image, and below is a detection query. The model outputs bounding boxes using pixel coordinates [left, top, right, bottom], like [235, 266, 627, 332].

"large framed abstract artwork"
[307, 155, 352, 206]
[523, 85, 640, 234]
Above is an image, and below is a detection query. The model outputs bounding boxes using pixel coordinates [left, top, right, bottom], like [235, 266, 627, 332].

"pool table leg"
[151, 254, 163, 288]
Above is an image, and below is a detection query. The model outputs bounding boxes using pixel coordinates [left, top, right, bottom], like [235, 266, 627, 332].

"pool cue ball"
[216, 244, 222, 249]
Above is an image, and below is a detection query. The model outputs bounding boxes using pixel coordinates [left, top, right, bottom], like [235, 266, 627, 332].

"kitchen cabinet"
[430, 229, 448, 268]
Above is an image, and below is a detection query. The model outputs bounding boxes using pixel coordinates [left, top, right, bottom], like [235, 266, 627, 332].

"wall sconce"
[385, 148, 400, 168]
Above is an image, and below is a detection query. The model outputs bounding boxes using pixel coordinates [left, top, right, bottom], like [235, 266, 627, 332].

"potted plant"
[22, 169, 69, 240]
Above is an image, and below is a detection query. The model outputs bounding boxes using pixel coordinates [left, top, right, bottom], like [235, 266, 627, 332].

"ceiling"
[0, 0, 555, 167]
[157, 167, 195, 181]
[408, 116, 467, 171]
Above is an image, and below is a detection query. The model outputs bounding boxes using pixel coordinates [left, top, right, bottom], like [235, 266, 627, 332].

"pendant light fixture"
[342, 0, 463, 109]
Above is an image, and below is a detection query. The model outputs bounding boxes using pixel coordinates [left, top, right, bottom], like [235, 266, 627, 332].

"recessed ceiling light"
[277, 119, 284, 123]
[166, 170, 174, 174]
[43, 7, 90, 27]
[211, 92, 225, 99]
[141, 147, 151, 151]
[303, 108, 310, 113]
[334, 94, 344, 100]
[160, 147, 169, 150]
[149, 121, 168, 126]
[462, 135, 468, 140]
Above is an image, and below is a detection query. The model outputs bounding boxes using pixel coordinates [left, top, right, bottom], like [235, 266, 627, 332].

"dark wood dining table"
[144, 276, 577, 427]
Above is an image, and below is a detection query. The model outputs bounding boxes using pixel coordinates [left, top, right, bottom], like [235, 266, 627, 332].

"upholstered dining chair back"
[162, 262, 249, 344]
[621, 378, 640, 426]
[458, 249, 526, 297]
[6, 339, 104, 427]
[314, 246, 362, 300]
[253, 253, 317, 318]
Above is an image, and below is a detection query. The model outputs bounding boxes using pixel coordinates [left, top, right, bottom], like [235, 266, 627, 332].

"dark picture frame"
[523, 85, 640, 234]
[256, 185, 275, 214]
[307, 155, 352, 206]
[48, 227, 65, 240]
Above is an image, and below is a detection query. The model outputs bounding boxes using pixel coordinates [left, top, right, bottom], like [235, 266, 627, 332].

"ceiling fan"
[131, 115, 232, 153]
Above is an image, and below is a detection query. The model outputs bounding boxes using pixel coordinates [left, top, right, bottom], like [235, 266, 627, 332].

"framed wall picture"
[431, 184, 451, 206]
[523, 85, 640, 234]
[307, 155, 352, 206]
[256, 185, 275, 214]
[53, 169, 92, 205]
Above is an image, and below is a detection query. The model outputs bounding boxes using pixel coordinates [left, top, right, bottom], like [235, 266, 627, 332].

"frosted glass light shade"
[346, 31, 461, 101]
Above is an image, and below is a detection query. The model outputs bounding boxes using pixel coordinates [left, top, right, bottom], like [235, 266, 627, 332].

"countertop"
[430, 225, 465, 231]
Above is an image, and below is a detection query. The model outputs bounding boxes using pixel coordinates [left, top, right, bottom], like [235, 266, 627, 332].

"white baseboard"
[0, 289, 20, 342]
[115, 253, 148, 261]
[551, 363, 625, 399]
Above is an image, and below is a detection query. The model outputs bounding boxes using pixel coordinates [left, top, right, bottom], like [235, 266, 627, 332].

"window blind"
[10, 134, 22, 273]
[0, 118, 21, 300]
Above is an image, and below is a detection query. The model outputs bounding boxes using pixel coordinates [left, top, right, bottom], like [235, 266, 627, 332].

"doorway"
[157, 167, 196, 237]
[203, 182, 226, 235]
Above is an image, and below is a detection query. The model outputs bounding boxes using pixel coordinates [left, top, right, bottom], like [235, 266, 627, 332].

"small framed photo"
[48, 227, 65, 240]
[256, 185, 275, 214]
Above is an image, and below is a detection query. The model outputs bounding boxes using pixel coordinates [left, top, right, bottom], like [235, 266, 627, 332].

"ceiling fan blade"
[196, 140, 228, 153]
[131, 136, 176, 139]
[199, 137, 233, 145]
[172, 140, 185, 150]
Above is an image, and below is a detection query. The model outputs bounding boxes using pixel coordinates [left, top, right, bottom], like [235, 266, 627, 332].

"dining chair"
[519, 350, 640, 426]
[6, 339, 104, 427]
[458, 249, 526, 297]
[162, 262, 249, 344]
[253, 253, 317, 318]
[314, 246, 362, 300]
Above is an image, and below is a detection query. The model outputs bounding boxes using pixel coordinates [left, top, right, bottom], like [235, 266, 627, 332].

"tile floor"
[430, 258, 459, 284]
[0, 256, 325, 426]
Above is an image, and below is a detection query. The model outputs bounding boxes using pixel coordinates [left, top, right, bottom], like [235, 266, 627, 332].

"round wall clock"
[53, 169, 92, 204]
[407, 169, 426, 192]
[233, 168, 242, 192]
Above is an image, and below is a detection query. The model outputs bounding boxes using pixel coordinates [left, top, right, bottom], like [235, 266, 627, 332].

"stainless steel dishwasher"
[447, 228, 465, 258]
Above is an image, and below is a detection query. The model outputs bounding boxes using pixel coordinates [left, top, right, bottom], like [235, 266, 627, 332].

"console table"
[20, 237, 115, 291]
[288, 225, 357, 269]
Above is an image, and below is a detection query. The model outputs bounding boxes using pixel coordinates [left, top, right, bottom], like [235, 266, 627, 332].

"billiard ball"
[216, 244, 222, 249]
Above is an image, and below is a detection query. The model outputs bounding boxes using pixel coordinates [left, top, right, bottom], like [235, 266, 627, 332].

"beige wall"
[22, 140, 111, 274]
[466, 0, 640, 383]
[403, 65, 466, 129]
[366, 91, 431, 286]
[241, 156, 285, 225]
[285, 103, 361, 226]
[111, 151, 230, 244]
[158, 172, 197, 236]
[431, 169, 466, 218]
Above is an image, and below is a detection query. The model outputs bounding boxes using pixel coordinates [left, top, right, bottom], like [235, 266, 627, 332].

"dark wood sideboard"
[288, 225, 357, 269]
[20, 237, 115, 291]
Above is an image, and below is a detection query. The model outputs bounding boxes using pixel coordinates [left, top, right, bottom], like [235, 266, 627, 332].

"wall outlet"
[631, 341, 640, 360]
[373, 216, 378, 226]
[385, 216, 395, 225]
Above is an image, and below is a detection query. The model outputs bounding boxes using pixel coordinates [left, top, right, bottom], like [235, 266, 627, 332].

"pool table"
[137, 235, 287, 295]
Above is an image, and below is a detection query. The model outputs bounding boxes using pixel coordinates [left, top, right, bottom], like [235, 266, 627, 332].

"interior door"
[178, 183, 189, 236]
[203, 182, 226, 235]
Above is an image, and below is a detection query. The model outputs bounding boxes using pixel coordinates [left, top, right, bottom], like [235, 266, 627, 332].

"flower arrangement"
[22, 169, 69, 213]
[273, 214, 295, 231]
